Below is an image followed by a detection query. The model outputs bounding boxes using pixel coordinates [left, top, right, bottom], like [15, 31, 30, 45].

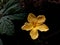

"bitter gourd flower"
[21, 13, 49, 40]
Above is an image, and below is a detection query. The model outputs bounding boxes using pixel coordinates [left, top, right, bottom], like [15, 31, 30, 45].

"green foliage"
[0, 0, 26, 35]
[0, 0, 20, 15]
[0, 16, 14, 35]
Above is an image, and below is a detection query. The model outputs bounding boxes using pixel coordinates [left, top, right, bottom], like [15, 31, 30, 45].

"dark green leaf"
[4, 13, 26, 20]
[0, 16, 14, 35]
[0, 13, 27, 35]
[3, 3, 19, 15]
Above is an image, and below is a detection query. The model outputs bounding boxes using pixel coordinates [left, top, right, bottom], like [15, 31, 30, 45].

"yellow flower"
[21, 13, 49, 40]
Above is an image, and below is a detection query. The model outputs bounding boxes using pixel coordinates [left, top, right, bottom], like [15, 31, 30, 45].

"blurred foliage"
[0, 0, 26, 35]
[0, 0, 9, 9]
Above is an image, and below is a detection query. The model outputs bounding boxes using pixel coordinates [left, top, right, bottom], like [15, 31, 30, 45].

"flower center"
[33, 22, 37, 28]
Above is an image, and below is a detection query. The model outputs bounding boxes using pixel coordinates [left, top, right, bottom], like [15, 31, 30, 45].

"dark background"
[0, 1, 60, 45]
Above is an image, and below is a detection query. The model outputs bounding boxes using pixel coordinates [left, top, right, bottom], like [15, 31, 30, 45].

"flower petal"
[38, 24, 49, 32]
[30, 29, 39, 40]
[27, 13, 37, 23]
[21, 22, 33, 31]
[37, 15, 46, 24]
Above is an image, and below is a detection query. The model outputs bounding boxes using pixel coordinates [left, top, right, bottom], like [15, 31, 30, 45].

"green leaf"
[1, 0, 19, 15]
[4, 13, 26, 20]
[3, 3, 19, 15]
[4, 0, 15, 8]
[0, 13, 27, 35]
[0, 16, 14, 35]
[3, 0, 17, 10]
[0, 39, 3, 45]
